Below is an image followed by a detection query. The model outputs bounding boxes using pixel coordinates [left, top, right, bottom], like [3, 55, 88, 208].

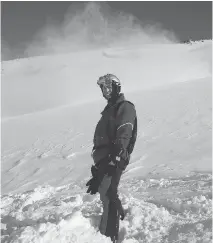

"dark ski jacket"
[92, 93, 137, 170]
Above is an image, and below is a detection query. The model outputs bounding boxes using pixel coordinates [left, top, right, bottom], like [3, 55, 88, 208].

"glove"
[86, 177, 100, 194]
[86, 164, 99, 195]
[91, 165, 98, 177]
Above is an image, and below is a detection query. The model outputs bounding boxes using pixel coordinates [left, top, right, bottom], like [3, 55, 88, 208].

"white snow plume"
[24, 2, 178, 58]
[1, 38, 27, 62]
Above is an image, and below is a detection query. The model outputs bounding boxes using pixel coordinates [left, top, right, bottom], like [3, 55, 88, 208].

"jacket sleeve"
[112, 102, 136, 163]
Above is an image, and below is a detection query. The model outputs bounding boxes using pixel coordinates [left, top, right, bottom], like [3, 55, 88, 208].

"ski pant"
[98, 167, 123, 241]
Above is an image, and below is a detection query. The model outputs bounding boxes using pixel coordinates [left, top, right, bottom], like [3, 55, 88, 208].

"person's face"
[100, 83, 112, 100]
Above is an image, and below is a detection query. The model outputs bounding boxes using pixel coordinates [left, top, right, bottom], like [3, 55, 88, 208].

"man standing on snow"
[86, 74, 137, 242]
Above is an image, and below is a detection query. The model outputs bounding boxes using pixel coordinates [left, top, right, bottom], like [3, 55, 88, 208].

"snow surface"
[1, 40, 212, 243]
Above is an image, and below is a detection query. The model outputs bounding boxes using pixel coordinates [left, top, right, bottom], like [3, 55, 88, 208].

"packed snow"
[1, 40, 212, 243]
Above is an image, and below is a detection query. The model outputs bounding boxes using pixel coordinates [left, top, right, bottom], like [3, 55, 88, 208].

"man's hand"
[86, 164, 101, 195]
[91, 165, 98, 177]
[86, 177, 99, 195]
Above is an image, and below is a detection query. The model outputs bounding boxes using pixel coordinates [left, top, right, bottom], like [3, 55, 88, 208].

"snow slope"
[1, 40, 212, 243]
[1, 41, 211, 118]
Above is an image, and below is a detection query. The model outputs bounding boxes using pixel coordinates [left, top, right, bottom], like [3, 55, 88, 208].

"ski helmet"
[97, 74, 121, 100]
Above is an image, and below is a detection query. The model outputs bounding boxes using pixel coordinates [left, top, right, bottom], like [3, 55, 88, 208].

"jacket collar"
[101, 93, 125, 114]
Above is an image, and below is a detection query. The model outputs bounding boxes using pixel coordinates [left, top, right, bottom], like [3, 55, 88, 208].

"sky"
[1, 1, 212, 60]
